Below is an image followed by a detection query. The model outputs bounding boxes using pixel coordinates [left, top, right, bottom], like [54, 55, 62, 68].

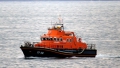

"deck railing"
[21, 42, 39, 47]
[87, 44, 96, 50]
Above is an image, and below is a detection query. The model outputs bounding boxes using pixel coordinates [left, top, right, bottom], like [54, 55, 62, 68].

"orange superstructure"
[35, 23, 87, 50]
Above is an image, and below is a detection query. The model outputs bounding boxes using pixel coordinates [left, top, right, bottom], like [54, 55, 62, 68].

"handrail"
[87, 44, 96, 49]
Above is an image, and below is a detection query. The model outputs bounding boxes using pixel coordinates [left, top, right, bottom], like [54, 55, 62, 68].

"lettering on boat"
[37, 51, 44, 55]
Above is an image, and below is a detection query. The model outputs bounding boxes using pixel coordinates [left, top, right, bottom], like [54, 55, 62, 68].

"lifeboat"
[20, 18, 97, 58]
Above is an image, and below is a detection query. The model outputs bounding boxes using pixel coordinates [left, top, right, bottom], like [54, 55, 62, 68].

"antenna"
[58, 15, 63, 23]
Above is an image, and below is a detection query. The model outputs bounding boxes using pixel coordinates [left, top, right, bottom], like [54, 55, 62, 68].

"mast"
[48, 15, 64, 31]
[58, 15, 64, 31]
[58, 15, 63, 23]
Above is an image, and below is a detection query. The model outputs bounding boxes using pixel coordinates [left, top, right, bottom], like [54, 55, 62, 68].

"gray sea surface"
[0, 1, 120, 68]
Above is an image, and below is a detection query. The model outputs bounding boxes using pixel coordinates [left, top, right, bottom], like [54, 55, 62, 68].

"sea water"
[0, 1, 120, 68]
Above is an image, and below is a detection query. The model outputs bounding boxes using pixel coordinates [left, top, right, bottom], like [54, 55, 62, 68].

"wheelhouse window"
[46, 38, 49, 40]
[69, 39, 72, 42]
[60, 38, 62, 41]
[41, 37, 49, 41]
[54, 37, 57, 41]
[66, 38, 72, 42]
[41, 37, 63, 42]
[50, 37, 53, 41]
[57, 38, 59, 41]
[41, 38, 43, 41]
[43, 38, 46, 40]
